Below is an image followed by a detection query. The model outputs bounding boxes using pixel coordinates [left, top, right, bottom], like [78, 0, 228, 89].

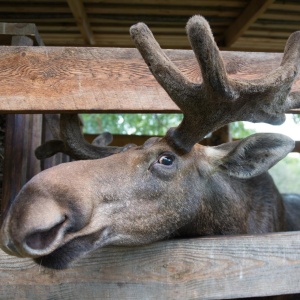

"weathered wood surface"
[1, 35, 43, 214]
[0, 232, 300, 299]
[1, 116, 43, 215]
[0, 46, 299, 113]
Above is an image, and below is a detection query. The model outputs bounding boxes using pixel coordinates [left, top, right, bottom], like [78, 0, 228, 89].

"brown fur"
[1, 135, 299, 269]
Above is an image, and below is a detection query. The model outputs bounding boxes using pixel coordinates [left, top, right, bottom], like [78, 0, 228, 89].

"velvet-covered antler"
[130, 15, 300, 153]
[35, 114, 134, 160]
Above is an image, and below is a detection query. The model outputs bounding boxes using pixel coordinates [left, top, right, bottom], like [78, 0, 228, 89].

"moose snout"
[0, 161, 98, 260]
[0, 193, 72, 258]
[22, 215, 69, 256]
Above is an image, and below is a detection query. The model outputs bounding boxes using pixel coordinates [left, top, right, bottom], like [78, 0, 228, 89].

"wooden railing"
[0, 24, 300, 299]
[0, 46, 299, 114]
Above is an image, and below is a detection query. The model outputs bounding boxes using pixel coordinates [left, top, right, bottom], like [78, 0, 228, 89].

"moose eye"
[158, 154, 174, 166]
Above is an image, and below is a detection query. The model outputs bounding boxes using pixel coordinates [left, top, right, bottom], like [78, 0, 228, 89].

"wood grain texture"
[0, 232, 300, 299]
[1, 36, 43, 214]
[0, 47, 299, 113]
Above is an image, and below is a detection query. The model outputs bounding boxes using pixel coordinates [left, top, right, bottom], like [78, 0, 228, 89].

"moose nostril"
[25, 218, 66, 250]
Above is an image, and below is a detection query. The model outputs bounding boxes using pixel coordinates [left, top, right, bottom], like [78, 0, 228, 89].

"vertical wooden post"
[208, 125, 231, 146]
[41, 114, 70, 170]
[1, 36, 43, 215]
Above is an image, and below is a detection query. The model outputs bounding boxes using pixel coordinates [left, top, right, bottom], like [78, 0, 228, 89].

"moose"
[1, 16, 300, 270]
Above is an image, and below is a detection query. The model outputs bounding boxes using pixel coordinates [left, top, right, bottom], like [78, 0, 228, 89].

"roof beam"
[66, 0, 95, 45]
[223, 0, 275, 47]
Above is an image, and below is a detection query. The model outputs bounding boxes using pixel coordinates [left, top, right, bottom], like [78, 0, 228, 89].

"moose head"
[1, 16, 300, 269]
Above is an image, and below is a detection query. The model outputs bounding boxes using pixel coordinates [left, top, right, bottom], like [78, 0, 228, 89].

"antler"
[130, 15, 300, 153]
[35, 114, 134, 160]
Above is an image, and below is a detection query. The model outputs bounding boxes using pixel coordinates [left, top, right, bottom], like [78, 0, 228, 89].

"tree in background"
[81, 113, 183, 136]
[293, 114, 300, 124]
[82, 114, 254, 138]
[269, 155, 300, 194]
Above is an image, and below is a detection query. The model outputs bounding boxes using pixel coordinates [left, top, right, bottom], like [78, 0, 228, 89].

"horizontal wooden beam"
[0, 232, 300, 299]
[223, 0, 275, 47]
[229, 37, 288, 52]
[84, 5, 239, 17]
[66, 0, 96, 45]
[0, 46, 299, 113]
[84, 0, 245, 7]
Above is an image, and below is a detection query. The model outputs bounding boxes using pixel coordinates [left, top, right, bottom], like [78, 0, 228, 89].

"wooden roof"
[0, 0, 300, 52]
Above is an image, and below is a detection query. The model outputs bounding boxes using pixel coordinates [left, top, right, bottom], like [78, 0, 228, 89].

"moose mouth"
[34, 228, 111, 269]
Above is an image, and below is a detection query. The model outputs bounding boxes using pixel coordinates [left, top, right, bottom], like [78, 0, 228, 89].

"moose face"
[0, 133, 294, 269]
[0, 139, 207, 268]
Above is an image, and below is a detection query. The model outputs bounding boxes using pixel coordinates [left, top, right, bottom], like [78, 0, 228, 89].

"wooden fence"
[1, 233, 300, 299]
[0, 24, 300, 299]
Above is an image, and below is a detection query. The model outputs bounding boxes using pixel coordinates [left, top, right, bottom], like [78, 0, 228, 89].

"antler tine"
[273, 31, 300, 111]
[186, 16, 234, 97]
[130, 22, 195, 106]
[59, 114, 123, 160]
[233, 29, 300, 125]
[35, 114, 134, 160]
[131, 15, 300, 153]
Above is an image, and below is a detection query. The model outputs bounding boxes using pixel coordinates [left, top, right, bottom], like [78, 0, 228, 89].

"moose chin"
[1, 15, 300, 270]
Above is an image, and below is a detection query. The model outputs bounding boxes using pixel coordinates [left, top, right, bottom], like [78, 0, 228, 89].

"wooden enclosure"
[0, 23, 300, 300]
[3, 0, 300, 53]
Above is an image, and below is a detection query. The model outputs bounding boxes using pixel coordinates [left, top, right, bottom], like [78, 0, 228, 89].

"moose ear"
[215, 133, 295, 179]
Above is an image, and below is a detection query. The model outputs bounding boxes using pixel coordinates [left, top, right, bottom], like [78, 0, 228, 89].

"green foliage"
[292, 114, 300, 124]
[81, 113, 183, 136]
[269, 155, 300, 194]
[230, 121, 256, 139]
[82, 115, 257, 139]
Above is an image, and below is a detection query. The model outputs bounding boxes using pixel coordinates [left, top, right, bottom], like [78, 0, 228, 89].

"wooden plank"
[246, 29, 291, 39]
[0, 232, 300, 299]
[231, 37, 287, 52]
[85, 0, 246, 7]
[0, 17, 75, 24]
[272, 3, 300, 12]
[261, 12, 300, 21]
[37, 23, 227, 34]
[89, 18, 232, 27]
[223, 0, 275, 47]
[66, 0, 96, 45]
[0, 4, 70, 13]
[34, 24, 79, 32]
[293, 141, 300, 153]
[251, 22, 300, 31]
[0, 47, 299, 113]
[2, 113, 43, 213]
[84, 5, 241, 17]
[91, 25, 225, 35]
